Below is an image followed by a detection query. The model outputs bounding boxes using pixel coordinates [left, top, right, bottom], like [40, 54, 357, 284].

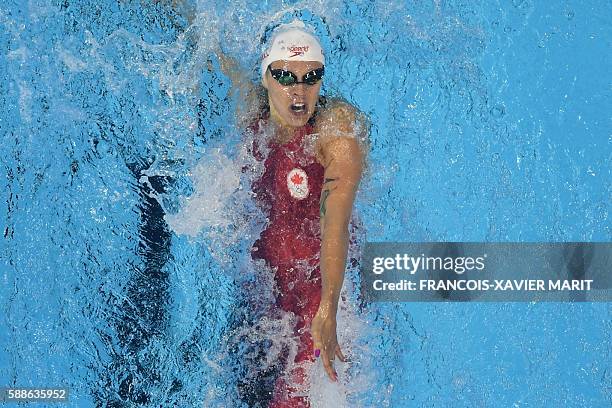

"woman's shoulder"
[315, 97, 368, 135]
[314, 96, 370, 159]
[316, 96, 357, 119]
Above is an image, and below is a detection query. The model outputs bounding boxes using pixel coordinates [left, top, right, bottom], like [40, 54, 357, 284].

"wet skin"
[263, 60, 324, 141]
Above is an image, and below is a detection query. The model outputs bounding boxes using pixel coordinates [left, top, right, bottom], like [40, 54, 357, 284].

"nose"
[291, 83, 307, 97]
[293, 81, 308, 91]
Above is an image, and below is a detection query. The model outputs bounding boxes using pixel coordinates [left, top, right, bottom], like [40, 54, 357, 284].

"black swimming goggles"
[267, 65, 325, 86]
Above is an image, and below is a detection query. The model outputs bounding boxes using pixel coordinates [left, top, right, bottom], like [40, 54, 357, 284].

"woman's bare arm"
[310, 102, 365, 381]
[318, 138, 362, 308]
[320, 116, 363, 315]
[317, 105, 364, 315]
[213, 50, 260, 119]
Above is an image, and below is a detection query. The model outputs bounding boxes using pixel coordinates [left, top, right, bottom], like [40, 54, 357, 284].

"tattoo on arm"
[320, 177, 338, 217]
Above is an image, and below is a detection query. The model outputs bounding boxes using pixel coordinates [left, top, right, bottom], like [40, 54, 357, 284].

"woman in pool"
[220, 19, 367, 407]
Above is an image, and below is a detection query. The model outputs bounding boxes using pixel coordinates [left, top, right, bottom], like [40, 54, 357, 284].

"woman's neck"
[268, 108, 305, 144]
[271, 121, 298, 144]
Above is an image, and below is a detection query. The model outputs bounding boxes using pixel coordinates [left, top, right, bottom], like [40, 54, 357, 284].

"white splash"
[165, 149, 241, 237]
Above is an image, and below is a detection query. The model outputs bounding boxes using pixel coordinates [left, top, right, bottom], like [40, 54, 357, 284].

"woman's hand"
[310, 305, 348, 382]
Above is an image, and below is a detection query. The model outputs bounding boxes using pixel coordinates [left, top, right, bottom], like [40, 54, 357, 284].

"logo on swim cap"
[260, 19, 325, 83]
[287, 168, 309, 200]
[288, 45, 310, 57]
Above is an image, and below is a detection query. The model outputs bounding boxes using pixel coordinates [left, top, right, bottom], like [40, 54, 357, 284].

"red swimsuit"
[250, 113, 323, 407]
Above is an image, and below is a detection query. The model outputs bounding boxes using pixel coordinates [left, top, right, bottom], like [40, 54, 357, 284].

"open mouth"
[290, 103, 307, 113]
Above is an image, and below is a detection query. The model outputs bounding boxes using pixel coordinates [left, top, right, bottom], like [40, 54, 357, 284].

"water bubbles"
[490, 104, 505, 119]
[490, 152, 501, 167]
[512, 0, 529, 9]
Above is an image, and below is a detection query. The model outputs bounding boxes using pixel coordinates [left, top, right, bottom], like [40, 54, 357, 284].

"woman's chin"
[271, 107, 311, 128]
[283, 112, 310, 127]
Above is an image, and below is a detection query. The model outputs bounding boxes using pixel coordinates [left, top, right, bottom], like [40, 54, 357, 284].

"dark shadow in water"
[226, 294, 284, 407]
[562, 242, 594, 302]
[429, 243, 479, 301]
[91, 151, 288, 407]
[94, 159, 175, 406]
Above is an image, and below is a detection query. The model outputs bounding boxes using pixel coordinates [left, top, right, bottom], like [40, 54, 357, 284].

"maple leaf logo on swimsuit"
[290, 173, 304, 185]
[287, 168, 309, 200]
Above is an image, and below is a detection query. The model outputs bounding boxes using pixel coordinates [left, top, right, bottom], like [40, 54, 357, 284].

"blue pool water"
[1, 1, 610, 407]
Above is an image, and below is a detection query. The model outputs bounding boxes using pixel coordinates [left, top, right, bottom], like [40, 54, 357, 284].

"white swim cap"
[260, 19, 325, 83]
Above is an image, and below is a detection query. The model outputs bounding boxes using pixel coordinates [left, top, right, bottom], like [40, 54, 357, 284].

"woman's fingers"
[311, 327, 322, 358]
[313, 339, 338, 382]
[321, 348, 338, 382]
[310, 314, 339, 382]
[335, 345, 348, 362]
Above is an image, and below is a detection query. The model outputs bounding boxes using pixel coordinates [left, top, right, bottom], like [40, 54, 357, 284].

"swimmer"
[218, 18, 368, 407]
